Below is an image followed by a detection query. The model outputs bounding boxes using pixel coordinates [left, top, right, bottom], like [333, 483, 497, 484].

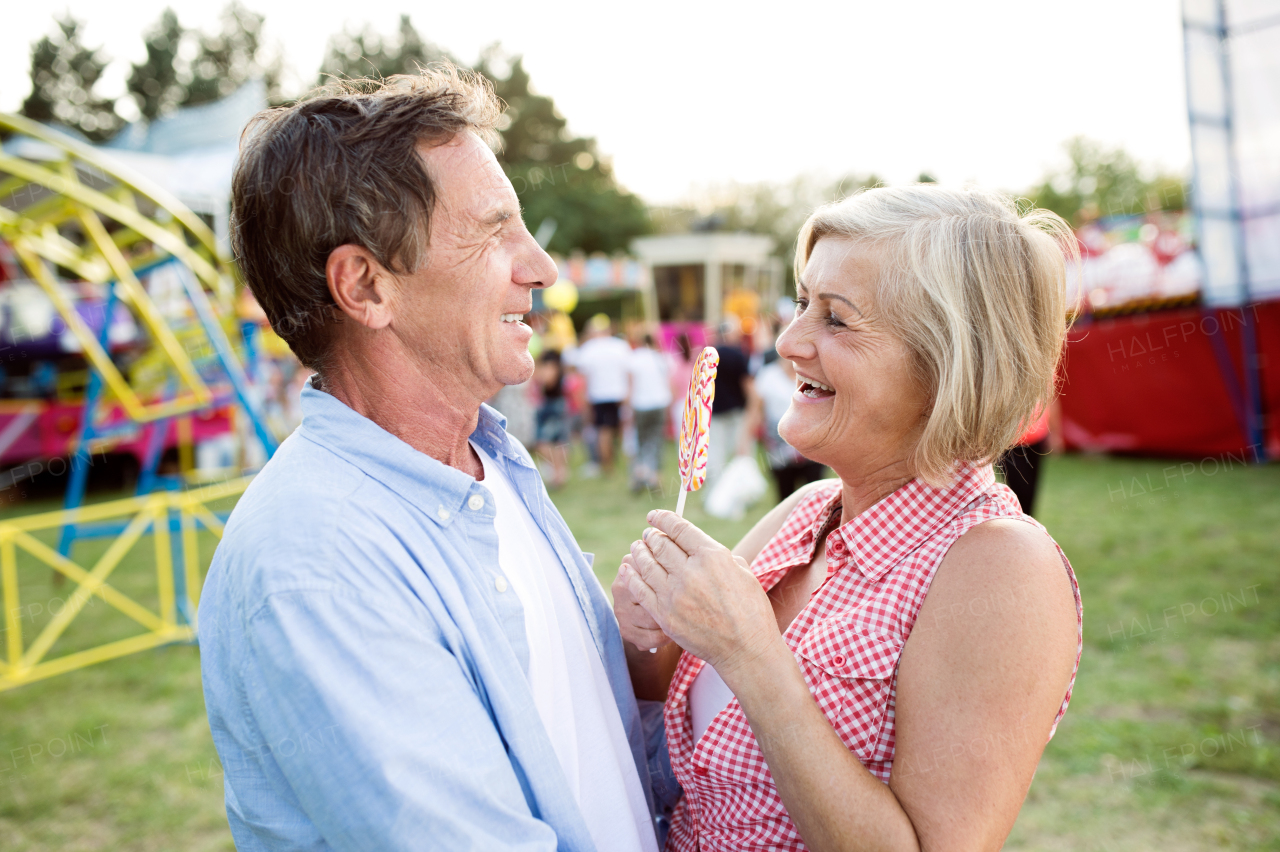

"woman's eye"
[826, 312, 846, 328]
[792, 297, 808, 313]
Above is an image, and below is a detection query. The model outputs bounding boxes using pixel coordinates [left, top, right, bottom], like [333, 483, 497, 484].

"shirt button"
[437, 507, 450, 521]
[833, 655, 846, 666]
[468, 494, 485, 511]
[495, 576, 509, 593]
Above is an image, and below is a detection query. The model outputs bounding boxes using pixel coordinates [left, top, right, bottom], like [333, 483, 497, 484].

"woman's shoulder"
[732, 478, 840, 565]
[948, 516, 1063, 570]
[948, 481, 1068, 574]
[924, 515, 1079, 663]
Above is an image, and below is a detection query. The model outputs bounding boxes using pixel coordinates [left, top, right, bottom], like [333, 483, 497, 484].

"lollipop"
[675, 346, 719, 517]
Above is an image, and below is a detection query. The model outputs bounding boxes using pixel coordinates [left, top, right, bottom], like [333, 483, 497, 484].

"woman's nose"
[776, 313, 814, 362]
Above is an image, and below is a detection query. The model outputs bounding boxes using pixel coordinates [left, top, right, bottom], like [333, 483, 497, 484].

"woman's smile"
[794, 372, 836, 401]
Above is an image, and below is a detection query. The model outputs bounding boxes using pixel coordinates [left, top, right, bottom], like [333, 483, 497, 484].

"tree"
[476, 49, 649, 255]
[19, 15, 123, 142]
[127, 8, 185, 122]
[317, 15, 454, 84]
[183, 2, 283, 107]
[123, 3, 281, 122]
[1027, 136, 1186, 226]
[315, 30, 648, 254]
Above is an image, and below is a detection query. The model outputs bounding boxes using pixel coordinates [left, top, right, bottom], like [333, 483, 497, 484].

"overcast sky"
[1, 0, 1192, 203]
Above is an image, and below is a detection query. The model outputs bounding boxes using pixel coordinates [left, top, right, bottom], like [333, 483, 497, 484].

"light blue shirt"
[198, 385, 678, 851]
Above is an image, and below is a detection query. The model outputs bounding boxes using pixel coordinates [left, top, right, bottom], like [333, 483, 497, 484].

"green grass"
[0, 450, 1277, 850]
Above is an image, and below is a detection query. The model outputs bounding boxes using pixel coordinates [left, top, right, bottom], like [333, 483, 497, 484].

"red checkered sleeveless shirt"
[663, 463, 1082, 851]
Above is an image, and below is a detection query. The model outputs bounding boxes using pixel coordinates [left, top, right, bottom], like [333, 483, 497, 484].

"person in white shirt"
[753, 355, 827, 498]
[627, 333, 672, 492]
[474, 443, 658, 852]
[567, 314, 633, 476]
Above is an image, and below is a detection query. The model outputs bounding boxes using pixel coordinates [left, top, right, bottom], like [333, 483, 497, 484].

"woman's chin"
[778, 423, 827, 467]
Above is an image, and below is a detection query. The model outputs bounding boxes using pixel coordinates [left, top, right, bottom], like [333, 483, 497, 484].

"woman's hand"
[612, 554, 671, 652]
[624, 509, 781, 685]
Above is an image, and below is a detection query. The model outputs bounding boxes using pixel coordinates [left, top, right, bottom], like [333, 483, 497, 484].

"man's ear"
[326, 245, 395, 330]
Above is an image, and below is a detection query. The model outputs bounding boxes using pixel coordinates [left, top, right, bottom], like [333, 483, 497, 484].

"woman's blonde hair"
[795, 184, 1078, 486]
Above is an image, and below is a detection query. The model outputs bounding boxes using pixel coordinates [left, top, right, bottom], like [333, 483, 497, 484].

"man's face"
[389, 131, 557, 401]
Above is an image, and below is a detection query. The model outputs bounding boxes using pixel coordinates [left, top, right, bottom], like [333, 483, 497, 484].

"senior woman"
[615, 184, 1083, 852]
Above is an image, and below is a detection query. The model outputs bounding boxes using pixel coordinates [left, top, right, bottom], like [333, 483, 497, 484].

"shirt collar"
[831, 463, 996, 581]
[296, 382, 528, 526]
[765, 463, 995, 586]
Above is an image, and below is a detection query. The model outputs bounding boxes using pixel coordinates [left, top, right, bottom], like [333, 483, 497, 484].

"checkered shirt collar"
[778, 463, 996, 583]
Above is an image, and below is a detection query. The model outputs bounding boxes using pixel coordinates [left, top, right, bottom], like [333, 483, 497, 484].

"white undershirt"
[689, 662, 736, 743]
[474, 444, 658, 852]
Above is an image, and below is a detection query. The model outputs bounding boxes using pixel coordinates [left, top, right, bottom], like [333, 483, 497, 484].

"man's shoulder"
[212, 432, 377, 589]
[234, 430, 367, 521]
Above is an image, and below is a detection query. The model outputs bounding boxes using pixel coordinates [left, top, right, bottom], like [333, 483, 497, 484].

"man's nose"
[521, 238, 559, 289]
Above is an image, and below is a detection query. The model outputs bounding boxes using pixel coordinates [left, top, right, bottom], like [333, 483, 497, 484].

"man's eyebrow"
[818, 292, 865, 317]
[482, 208, 516, 227]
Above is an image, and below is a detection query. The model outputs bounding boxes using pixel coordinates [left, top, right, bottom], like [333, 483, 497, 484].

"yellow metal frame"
[0, 476, 251, 691]
[0, 112, 229, 423]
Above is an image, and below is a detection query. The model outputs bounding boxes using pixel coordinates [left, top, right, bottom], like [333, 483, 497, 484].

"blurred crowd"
[487, 302, 829, 505]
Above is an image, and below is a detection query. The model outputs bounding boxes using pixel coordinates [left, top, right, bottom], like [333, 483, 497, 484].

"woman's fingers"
[625, 623, 671, 651]
[612, 559, 637, 602]
[624, 561, 661, 616]
[630, 537, 670, 587]
[617, 565, 663, 626]
[647, 509, 717, 555]
[641, 528, 688, 574]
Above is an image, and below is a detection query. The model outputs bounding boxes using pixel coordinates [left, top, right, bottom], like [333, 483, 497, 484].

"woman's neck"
[836, 458, 916, 525]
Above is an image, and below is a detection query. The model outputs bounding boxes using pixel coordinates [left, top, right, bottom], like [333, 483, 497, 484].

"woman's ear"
[326, 245, 395, 331]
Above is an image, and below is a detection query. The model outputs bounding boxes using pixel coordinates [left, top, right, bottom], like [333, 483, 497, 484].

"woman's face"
[775, 238, 930, 478]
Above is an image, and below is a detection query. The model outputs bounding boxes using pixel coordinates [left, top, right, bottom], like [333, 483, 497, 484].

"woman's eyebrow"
[818, 292, 865, 317]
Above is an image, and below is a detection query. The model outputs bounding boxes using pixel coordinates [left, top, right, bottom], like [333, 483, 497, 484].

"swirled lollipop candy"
[675, 346, 719, 517]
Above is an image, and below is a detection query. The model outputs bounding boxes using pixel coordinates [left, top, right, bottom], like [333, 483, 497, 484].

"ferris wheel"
[0, 111, 277, 690]
[0, 111, 276, 465]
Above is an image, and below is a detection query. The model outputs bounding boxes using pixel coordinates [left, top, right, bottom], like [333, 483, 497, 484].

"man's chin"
[496, 353, 536, 387]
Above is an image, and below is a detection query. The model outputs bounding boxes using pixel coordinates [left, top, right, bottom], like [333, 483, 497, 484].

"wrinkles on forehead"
[418, 133, 520, 257]
[800, 238, 880, 318]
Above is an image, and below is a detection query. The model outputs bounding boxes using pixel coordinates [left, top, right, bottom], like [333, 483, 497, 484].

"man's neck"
[317, 350, 485, 480]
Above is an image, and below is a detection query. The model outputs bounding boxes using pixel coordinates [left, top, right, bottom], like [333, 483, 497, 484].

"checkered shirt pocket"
[794, 619, 902, 763]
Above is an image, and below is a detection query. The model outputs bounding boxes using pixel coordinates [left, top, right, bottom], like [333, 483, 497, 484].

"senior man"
[198, 67, 667, 852]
